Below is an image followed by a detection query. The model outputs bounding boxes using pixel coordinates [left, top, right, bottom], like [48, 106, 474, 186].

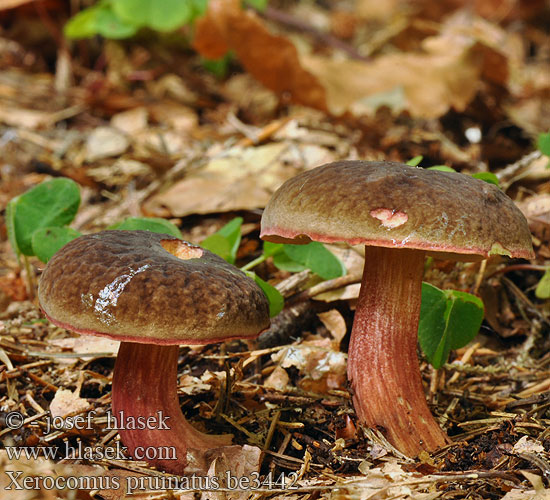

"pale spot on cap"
[370, 208, 408, 228]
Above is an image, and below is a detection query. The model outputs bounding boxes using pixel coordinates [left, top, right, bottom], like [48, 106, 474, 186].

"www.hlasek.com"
[5, 439, 170, 462]
[5, 471, 299, 493]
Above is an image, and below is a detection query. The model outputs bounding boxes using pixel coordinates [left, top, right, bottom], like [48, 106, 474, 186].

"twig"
[286, 272, 362, 304]
[256, 6, 368, 61]
[497, 150, 543, 191]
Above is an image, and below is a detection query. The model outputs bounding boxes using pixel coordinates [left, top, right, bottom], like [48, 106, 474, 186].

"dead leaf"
[85, 126, 129, 162]
[49, 336, 119, 365]
[513, 435, 545, 454]
[206, 444, 262, 500]
[355, 0, 401, 20]
[0, 105, 58, 129]
[315, 283, 361, 302]
[0, 0, 39, 10]
[193, 0, 326, 109]
[301, 11, 511, 118]
[318, 309, 347, 344]
[110, 107, 148, 135]
[272, 339, 347, 391]
[148, 102, 198, 132]
[49, 388, 90, 419]
[179, 374, 212, 395]
[264, 365, 290, 391]
[143, 142, 294, 217]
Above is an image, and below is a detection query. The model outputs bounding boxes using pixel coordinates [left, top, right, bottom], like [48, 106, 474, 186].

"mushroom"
[38, 230, 269, 474]
[260, 160, 534, 457]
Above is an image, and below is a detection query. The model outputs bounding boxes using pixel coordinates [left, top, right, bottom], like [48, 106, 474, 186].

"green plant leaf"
[5, 198, 19, 259]
[418, 283, 484, 369]
[244, 271, 284, 317]
[282, 242, 345, 280]
[535, 268, 550, 299]
[112, 0, 194, 31]
[427, 165, 456, 172]
[202, 54, 232, 79]
[201, 234, 232, 262]
[64, 2, 137, 39]
[201, 217, 243, 264]
[471, 172, 500, 187]
[109, 217, 183, 238]
[7, 178, 81, 256]
[243, 0, 269, 10]
[263, 241, 284, 258]
[537, 131, 550, 157]
[272, 252, 308, 273]
[32, 227, 81, 263]
[407, 156, 423, 166]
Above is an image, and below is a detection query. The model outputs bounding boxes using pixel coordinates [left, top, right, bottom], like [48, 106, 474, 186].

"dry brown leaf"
[303, 47, 480, 118]
[355, 0, 402, 20]
[264, 365, 290, 391]
[49, 336, 119, 365]
[148, 102, 198, 132]
[315, 283, 361, 302]
[133, 128, 188, 156]
[0, 106, 58, 129]
[179, 374, 212, 395]
[272, 339, 347, 391]
[0, 0, 38, 10]
[49, 388, 90, 419]
[318, 309, 347, 343]
[144, 142, 297, 217]
[301, 11, 511, 118]
[193, 0, 326, 109]
[513, 436, 545, 454]
[110, 107, 148, 135]
[85, 126, 129, 162]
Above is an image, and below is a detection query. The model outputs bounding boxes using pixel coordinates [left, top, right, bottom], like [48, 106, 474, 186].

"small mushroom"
[261, 160, 534, 457]
[38, 230, 269, 474]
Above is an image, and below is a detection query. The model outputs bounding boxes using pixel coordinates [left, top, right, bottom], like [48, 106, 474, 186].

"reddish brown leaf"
[193, 0, 327, 110]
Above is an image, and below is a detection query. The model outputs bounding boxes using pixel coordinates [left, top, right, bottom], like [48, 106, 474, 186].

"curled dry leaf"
[85, 126, 129, 162]
[303, 12, 509, 118]
[272, 338, 347, 391]
[193, 0, 326, 110]
[205, 445, 262, 500]
[318, 309, 347, 344]
[144, 142, 294, 216]
[49, 388, 90, 419]
[264, 365, 290, 391]
[513, 435, 545, 454]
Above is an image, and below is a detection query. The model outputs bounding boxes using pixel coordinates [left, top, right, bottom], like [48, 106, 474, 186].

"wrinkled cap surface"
[261, 161, 534, 260]
[39, 230, 270, 344]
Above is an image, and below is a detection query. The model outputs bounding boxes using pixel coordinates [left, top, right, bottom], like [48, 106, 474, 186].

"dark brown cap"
[261, 161, 534, 260]
[39, 230, 270, 344]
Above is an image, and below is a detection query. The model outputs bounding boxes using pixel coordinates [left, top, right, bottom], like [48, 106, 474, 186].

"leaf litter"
[0, 0, 550, 498]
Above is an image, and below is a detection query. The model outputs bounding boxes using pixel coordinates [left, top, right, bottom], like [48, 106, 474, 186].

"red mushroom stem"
[112, 342, 232, 475]
[347, 246, 449, 456]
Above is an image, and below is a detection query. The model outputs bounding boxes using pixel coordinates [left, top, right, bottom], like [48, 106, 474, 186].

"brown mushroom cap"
[39, 230, 270, 344]
[261, 161, 534, 260]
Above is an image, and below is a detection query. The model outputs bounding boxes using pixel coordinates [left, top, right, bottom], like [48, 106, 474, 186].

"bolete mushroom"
[38, 230, 269, 474]
[260, 160, 534, 457]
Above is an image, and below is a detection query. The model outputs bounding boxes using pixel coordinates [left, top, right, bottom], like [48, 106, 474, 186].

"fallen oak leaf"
[193, 0, 326, 110]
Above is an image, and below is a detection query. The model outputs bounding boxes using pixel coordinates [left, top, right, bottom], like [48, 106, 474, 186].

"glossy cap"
[261, 161, 534, 260]
[39, 230, 270, 344]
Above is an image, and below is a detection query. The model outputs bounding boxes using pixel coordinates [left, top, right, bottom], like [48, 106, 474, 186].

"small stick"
[286, 272, 362, 304]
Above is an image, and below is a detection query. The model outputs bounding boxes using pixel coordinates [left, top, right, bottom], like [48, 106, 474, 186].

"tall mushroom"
[260, 160, 534, 457]
[38, 230, 269, 474]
